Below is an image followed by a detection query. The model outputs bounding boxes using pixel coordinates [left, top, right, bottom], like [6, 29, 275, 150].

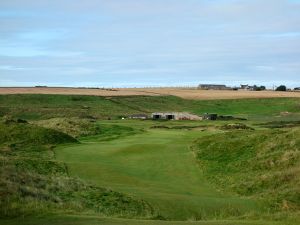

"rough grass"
[0, 94, 299, 121]
[220, 123, 254, 130]
[258, 120, 300, 128]
[0, 167, 155, 219]
[33, 117, 101, 138]
[0, 121, 156, 219]
[193, 128, 300, 213]
[79, 123, 143, 142]
[0, 120, 77, 146]
[1, 94, 300, 224]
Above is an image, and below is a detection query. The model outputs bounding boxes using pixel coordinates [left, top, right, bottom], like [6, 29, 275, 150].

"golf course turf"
[1, 95, 300, 225]
[55, 121, 262, 221]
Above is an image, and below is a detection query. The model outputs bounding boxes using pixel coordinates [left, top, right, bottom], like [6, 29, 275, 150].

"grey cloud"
[0, 0, 299, 87]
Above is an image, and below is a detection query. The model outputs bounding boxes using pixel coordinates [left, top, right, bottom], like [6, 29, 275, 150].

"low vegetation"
[0, 94, 299, 121]
[193, 128, 300, 214]
[0, 120, 156, 219]
[33, 117, 101, 138]
[258, 120, 300, 128]
[0, 118, 77, 146]
[220, 123, 254, 130]
[0, 94, 300, 224]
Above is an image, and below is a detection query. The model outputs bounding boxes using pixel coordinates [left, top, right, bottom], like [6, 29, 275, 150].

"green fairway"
[56, 121, 262, 220]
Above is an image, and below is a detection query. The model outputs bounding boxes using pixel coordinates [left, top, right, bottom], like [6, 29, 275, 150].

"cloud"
[0, 0, 299, 87]
[0, 65, 27, 71]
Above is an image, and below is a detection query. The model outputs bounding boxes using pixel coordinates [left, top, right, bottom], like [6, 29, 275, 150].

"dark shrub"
[276, 85, 287, 92]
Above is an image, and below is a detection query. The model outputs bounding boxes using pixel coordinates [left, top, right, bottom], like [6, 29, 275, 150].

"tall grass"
[193, 128, 300, 213]
[0, 121, 156, 219]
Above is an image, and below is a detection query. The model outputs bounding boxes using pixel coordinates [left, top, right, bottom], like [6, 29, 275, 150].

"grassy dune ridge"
[0, 120, 157, 219]
[193, 128, 300, 211]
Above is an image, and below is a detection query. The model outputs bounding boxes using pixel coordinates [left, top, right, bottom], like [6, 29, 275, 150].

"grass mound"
[0, 121, 156, 219]
[80, 124, 142, 142]
[259, 120, 300, 128]
[0, 166, 155, 219]
[0, 120, 77, 146]
[33, 117, 101, 138]
[150, 125, 206, 130]
[193, 128, 300, 212]
[221, 123, 254, 130]
[33, 118, 142, 141]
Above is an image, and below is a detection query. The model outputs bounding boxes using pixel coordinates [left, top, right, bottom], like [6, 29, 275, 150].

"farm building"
[198, 84, 230, 90]
[239, 84, 254, 91]
[152, 112, 202, 120]
[203, 113, 218, 120]
[128, 114, 148, 119]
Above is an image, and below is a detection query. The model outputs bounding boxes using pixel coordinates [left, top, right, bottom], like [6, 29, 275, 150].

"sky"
[0, 0, 300, 88]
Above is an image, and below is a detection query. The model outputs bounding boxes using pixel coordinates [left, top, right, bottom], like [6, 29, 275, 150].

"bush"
[276, 85, 287, 92]
[253, 85, 266, 91]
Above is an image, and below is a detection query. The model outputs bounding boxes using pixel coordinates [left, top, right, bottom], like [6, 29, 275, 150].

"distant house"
[203, 113, 218, 120]
[239, 84, 254, 91]
[152, 112, 202, 120]
[240, 84, 249, 90]
[128, 114, 148, 119]
[198, 84, 230, 90]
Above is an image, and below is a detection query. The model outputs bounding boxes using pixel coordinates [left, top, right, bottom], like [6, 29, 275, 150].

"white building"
[151, 112, 202, 120]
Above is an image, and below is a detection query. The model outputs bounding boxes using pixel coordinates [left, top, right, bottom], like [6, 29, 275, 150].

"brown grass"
[1, 87, 300, 100]
[129, 88, 300, 100]
[0, 87, 159, 97]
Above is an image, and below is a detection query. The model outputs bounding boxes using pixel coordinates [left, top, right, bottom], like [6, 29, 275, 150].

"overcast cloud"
[0, 0, 300, 87]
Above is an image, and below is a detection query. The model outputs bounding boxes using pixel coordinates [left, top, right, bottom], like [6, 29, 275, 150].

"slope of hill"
[0, 94, 300, 225]
[0, 94, 299, 121]
[193, 127, 300, 217]
[0, 120, 156, 219]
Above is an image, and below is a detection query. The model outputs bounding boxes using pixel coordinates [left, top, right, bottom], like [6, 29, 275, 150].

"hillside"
[193, 127, 300, 217]
[0, 120, 156, 219]
[0, 94, 300, 225]
[0, 94, 299, 121]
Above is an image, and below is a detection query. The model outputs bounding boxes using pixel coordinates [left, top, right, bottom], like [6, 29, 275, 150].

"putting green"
[56, 123, 262, 220]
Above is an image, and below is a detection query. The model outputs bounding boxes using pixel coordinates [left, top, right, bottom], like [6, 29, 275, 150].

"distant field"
[0, 87, 160, 97]
[130, 88, 300, 100]
[1, 87, 300, 100]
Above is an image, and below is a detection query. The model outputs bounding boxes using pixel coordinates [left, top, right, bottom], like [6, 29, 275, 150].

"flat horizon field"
[1, 87, 300, 100]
